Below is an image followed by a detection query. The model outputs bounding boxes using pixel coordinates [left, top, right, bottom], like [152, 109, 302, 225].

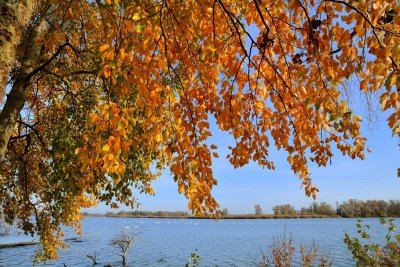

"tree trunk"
[0, 2, 50, 160]
[0, 0, 39, 99]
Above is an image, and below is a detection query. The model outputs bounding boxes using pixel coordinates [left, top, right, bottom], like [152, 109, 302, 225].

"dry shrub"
[269, 233, 295, 267]
[300, 242, 333, 267]
[255, 233, 333, 267]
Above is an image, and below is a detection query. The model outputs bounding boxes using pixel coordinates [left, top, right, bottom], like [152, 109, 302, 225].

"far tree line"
[80, 199, 400, 219]
[102, 210, 190, 218]
[271, 199, 400, 217]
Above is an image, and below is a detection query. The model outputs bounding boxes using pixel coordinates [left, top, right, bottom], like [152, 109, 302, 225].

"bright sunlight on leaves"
[0, 0, 399, 260]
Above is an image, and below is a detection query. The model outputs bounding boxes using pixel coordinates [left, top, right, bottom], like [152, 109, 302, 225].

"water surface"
[0, 217, 392, 266]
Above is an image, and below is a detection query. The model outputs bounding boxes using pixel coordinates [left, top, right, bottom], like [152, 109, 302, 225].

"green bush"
[344, 218, 400, 266]
[185, 250, 200, 267]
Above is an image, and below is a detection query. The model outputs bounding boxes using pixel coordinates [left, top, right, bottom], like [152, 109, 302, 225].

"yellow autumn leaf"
[102, 144, 110, 152]
[353, 116, 362, 123]
[131, 13, 141, 21]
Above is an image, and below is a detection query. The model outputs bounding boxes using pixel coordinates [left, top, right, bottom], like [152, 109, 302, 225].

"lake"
[0, 217, 393, 266]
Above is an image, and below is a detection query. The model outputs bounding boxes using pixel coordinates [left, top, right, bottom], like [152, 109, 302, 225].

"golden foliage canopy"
[0, 0, 399, 260]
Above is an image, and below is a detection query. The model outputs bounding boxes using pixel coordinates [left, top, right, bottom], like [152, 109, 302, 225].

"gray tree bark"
[0, 0, 39, 99]
[0, 1, 50, 160]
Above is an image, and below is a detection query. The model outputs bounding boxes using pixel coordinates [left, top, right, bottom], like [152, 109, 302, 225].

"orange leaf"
[99, 44, 109, 53]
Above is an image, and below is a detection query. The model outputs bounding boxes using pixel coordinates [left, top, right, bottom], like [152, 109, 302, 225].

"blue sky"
[88, 90, 400, 214]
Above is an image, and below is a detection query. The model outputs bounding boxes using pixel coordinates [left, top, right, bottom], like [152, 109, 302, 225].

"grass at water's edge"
[0, 241, 37, 249]
[0, 235, 90, 249]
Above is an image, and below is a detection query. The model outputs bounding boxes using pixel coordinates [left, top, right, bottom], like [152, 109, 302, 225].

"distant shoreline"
[84, 214, 347, 219]
[82, 199, 400, 219]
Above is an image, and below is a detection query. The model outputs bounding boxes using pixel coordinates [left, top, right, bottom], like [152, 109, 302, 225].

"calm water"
[0, 217, 393, 266]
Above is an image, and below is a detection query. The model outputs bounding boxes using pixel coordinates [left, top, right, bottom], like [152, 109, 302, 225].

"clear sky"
[86, 90, 400, 214]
